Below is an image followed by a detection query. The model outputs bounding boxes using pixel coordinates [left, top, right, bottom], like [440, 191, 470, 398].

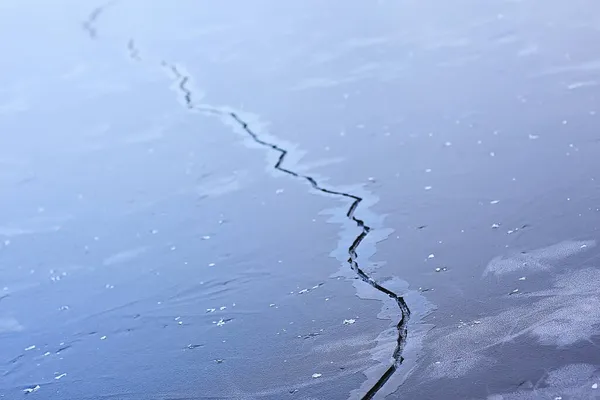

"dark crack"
[82, 1, 116, 39]
[127, 39, 141, 61]
[164, 64, 194, 111]
[166, 62, 411, 399]
[229, 114, 411, 400]
[82, 8, 411, 392]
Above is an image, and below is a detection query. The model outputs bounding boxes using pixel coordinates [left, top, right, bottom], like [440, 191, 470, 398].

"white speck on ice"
[206, 308, 216, 313]
[491, 223, 500, 229]
[425, 168, 432, 172]
[100, 336, 107, 340]
[424, 186, 432, 190]
[24, 345, 36, 351]
[54, 373, 67, 380]
[202, 235, 211, 240]
[216, 319, 226, 327]
[444, 141, 452, 147]
[592, 383, 598, 389]
[519, 277, 526, 281]
[275, 189, 284, 194]
[428, 254, 435, 259]
[208, 263, 216, 267]
[312, 373, 322, 378]
[490, 200, 500, 204]
[219, 306, 227, 311]
[343, 319, 356, 325]
[529, 134, 539, 139]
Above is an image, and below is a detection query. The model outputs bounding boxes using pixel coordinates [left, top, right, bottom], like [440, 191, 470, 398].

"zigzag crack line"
[163, 63, 221, 116]
[132, 57, 408, 398]
[229, 111, 411, 399]
[166, 62, 411, 399]
[127, 39, 141, 61]
[80, 7, 414, 388]
[82, 0, 117, 39]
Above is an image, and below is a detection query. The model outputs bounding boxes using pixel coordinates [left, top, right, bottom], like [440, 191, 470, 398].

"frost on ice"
[486, 364, 599, 399]
[483, 240, 595, 277]
[422, 268, 600, 379]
